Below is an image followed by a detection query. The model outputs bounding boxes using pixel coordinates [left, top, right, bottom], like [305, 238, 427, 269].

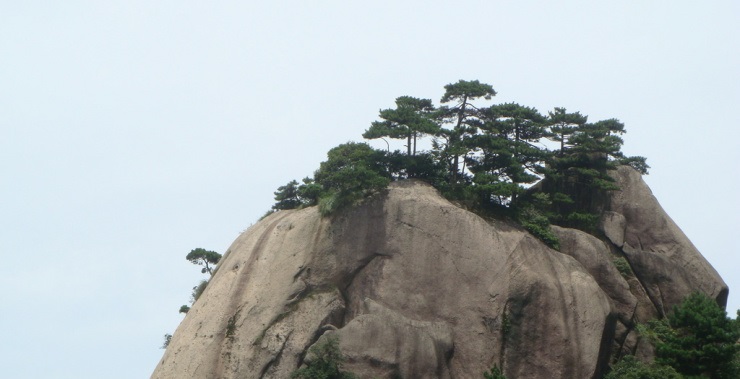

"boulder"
[152, 168, 727, 379]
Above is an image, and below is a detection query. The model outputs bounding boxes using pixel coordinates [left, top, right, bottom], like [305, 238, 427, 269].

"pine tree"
[313, 142, 390, 215]
[363, 96, 439, 156]
[466, 103, 547, 206]
[272, 180, 302, 210]
[547, 107, 587, 155]
[435, 80, 497, 183]
[542, 116, 630, 230]
[652, 293, 740, 378]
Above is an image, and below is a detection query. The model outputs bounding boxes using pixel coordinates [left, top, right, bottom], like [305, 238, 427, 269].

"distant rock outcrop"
[151, 166, 727, 379]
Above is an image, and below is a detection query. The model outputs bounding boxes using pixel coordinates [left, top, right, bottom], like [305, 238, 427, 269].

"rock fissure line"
[342, 252, 386, 292]
[602, 235, 655, 326]
[625, 252, 667, 318]
[257, 331, 292, 379]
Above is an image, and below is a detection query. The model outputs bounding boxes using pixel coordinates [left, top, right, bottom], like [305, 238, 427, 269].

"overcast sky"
[2, 1, 738, 378]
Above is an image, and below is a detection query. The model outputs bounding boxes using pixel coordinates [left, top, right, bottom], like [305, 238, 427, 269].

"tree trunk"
[413, 133, 417, 156]
[450, 96, 468, 182]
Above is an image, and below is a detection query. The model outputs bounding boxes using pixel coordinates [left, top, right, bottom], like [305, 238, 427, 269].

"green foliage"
[563, 211, 600, 232]
[161, 333, 172, 349]
[264, 80, 650, 244]
[384, 151, 447, 182]
[483, 365, 507, 379]
[291, 335, 357, 379]
[538, 113, 636, 232]
[511, 192, 559, 248]
[272, 180, 303, 210]
[619, 156, 650, 175]
[547, 107, 588, 154]
[317, 192, 342, 216]
[186, 248, 222, 276]
[605, 355, 682, 379]
[363, 96, 439, 156]
[225, 310, 240, 340]
[638, 293, 740, 379]
[259, 208, 277, 221]
[470, 102, 547, 196]
[518, 207, 560, 250]
[191, 279, 208, 303]
[315, 142, 389, 189]
[274, 144, 447, 217]
[441, 79, 497, 103]
[613, 257, 634, 279]
[501, 311, 512, 336]
[636, 319, 673, 350]
[469, 177, 522, 207]
[313, 142, 391, 216]
[271, 177, 323, 211]
[436, 80, 498, 183]
[654, 293, 740, 378]
[183, 248, 220, 309]
[297, 177, 323, 206]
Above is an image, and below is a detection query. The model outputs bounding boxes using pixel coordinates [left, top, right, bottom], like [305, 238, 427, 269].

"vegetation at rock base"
[605, 355, 682, 379]
[641, 293, 740, 378]
[483, 365, 508, 379]
[609, 293, 740, 378]
[290, 335, 357, 379]
[315, 143, 391, 216]
[269, 79, 649, 247]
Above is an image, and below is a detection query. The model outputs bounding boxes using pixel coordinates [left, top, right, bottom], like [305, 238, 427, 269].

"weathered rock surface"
[601, 166, 727, 315]
[152, 166, 727, 379]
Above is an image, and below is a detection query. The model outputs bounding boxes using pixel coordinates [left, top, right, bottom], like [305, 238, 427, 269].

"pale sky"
[2, 1, 738, 378]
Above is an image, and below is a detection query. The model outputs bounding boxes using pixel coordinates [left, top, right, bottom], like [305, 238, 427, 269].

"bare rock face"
[152, 167, 727, 379]
[600, 166, 727, 314]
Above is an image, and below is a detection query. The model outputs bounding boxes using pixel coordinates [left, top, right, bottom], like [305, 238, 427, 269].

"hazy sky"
[2, 2, 738, 378]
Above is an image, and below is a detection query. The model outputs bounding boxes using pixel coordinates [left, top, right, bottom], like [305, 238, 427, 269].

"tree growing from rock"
[436, 80, 497, 183]
[180, 248, 223, 313]
[186, 248, 222, 276]
[541, 117, 636, 230]
[272, 180, 302, 210]
[264, 78, 650, 246]
[313, 142, 391, 216]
